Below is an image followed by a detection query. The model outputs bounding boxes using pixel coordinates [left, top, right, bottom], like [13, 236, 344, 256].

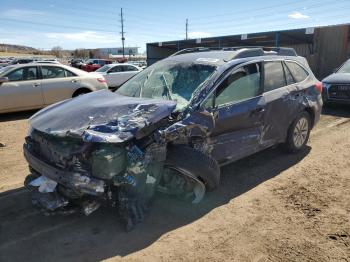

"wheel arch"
[72, 87, 92, 97]
[303, 107, 315, 128]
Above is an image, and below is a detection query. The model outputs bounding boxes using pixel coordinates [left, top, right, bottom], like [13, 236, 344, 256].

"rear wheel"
[283, 111, 311, 153]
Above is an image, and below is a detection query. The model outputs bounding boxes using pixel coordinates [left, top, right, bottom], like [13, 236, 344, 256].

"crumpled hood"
[30, 90, 177, 143]
[322, 73, 350, 84]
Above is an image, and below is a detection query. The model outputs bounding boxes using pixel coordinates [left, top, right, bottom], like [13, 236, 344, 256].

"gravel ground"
[0, 106, 349, 262]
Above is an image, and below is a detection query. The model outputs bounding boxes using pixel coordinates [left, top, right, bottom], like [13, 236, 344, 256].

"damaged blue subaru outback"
[24, 47, 323, 230]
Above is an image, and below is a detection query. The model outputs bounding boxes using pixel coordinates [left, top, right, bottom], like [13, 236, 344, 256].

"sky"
[1, 0, 350, 53]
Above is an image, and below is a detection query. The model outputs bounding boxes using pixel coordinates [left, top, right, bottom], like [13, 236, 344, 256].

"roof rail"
[170, 46, 297, 58]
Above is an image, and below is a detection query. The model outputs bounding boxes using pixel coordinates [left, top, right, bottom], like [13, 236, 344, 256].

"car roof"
[1, 63, 89, 76]
[165, 47, 299, 66]
[165, 51, 236, 66]
[103, 63, 138, 68]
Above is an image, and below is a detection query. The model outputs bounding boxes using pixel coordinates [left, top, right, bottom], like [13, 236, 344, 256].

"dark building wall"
[146, 25, 349, 79]
[313, 25, 349, 78]
[146, 44, 176, 65]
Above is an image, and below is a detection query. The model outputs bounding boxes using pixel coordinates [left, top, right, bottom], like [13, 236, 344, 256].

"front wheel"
[283, 111, 311, 153]
[159, 145, 220, 203]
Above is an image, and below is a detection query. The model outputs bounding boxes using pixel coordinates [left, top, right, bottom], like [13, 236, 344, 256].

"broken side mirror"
[0, 77, 9, 85]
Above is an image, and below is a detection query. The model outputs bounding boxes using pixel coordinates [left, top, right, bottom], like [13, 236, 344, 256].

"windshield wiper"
[161, 73, 173, 100]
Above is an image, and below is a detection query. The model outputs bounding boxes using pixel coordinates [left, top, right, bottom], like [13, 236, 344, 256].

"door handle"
[71, 79, 77, 83]
[250, 107, 265, 116]
[33, 83, 40, 87]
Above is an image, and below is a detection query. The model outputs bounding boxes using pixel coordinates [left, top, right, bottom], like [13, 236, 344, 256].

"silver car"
[0, 63, 108, 113]
[94, 63, 141, 90]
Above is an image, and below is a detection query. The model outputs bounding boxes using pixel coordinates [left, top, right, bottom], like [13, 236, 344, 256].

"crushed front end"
[24, 128, 167, 230]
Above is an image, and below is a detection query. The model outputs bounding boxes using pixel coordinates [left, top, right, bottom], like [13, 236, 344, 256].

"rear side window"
[122, 65, 138, 72]
[109, 66, 122, 73]
[283, 62, 295, 85]
[41, 66, 66, 79]
[285, 61, 308, 82]
[215, 63, 261, 106]
[65, 70, 76, 77]
[264, 61, 286, 92]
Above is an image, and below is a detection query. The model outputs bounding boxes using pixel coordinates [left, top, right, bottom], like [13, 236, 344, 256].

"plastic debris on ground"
[29, 175, 58, 193]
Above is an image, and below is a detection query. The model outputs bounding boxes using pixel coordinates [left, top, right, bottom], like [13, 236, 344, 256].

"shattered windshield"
[337, 60, 350, 73]
[117, 60, 216, 110]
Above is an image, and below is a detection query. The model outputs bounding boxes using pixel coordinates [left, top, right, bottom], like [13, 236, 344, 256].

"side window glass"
[65, 70, 76, 77]
[42, 66, 66, 79]
[215, 63, 261, 106]
[264, 61, 286, 92]
[126, 65, 138, 71]
[202, 93, 214, 110]
[25, 67, 38, 80]
[109, 66, 122, 73]
[285, 61, 309, 83]
[283, 62, 295, 85]
[6, 68, 24, 81]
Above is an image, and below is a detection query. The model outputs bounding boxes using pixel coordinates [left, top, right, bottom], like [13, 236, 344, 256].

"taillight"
[97, 78, 107, 83]
[314, 82, 322, 94]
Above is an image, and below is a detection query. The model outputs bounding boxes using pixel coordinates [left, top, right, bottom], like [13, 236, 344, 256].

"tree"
[51, 46, 63, 58]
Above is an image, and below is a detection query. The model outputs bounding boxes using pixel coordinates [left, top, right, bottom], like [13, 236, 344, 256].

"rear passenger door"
[207, 62, 266, 164]
[261, 60, 302, 144]
[40, 66, 80, 105]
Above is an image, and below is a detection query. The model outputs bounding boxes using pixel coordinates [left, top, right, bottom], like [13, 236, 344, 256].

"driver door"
[0, 66, 44, 112]
[206, 62, 267, 165]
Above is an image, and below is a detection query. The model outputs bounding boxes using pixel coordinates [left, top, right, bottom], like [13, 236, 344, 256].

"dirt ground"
[0, 106, 349, 262]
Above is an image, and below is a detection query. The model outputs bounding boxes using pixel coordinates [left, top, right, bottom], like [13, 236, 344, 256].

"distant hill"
[0, 44, 38, 53]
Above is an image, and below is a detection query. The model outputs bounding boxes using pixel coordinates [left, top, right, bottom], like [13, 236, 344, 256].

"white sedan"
[0, 63, 108, 113]
[94, 63, 142, 90]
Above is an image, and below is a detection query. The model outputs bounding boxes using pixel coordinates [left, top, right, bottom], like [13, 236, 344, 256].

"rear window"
[285, 61, 308, 82]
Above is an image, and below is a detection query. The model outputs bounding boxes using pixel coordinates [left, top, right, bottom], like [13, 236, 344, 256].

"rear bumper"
[23, 144, 105, 196]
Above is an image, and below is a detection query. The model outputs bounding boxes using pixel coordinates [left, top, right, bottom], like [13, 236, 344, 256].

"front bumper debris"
[23, 144, 105, 195]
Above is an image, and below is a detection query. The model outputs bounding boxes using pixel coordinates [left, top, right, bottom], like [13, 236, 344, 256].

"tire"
[283, 111, 311, 153]
[165, 145, 220, 191]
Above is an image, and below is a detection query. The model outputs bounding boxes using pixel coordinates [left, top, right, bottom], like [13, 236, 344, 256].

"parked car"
[70, 58, 84, 69]
[23, 47, 322, 230]
[34, 60, 61, 64]
[322, 58, 350, 105]
[0, 58, 34, 68]
[10, 58, 35, 64]
[94, 63, 142, 90]
[81, 59, 113, 72]
[130, 60, 147, 69]
[0, 63, 108, 113]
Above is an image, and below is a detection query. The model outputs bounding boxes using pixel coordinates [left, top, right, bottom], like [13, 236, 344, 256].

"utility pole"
[120, 8, 125, 58]
[185, 18, 188, 40]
